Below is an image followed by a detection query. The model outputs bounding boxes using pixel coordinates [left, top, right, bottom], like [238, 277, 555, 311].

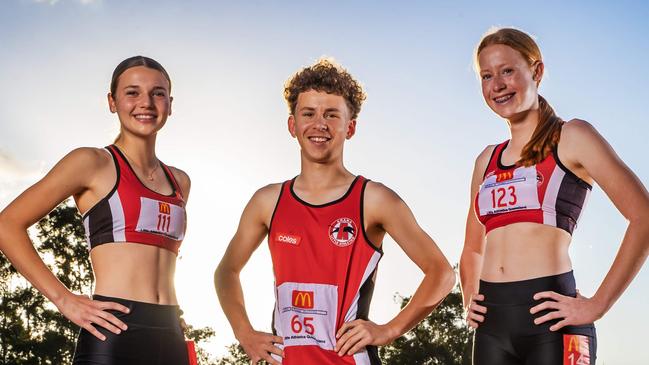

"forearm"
[0, 223, 71, 305]
[459, 249, 483, 307]
[385, 263, 455, 339]
[592, 219, 649, 315]
[214, 266, 255, 338]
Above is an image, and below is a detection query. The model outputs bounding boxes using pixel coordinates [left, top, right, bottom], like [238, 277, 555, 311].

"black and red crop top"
[474, 140, 591, 235]
[81, 145, 186, 254]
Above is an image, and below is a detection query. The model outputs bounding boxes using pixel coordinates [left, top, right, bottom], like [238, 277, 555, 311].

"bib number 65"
[291, 315, 315, 335]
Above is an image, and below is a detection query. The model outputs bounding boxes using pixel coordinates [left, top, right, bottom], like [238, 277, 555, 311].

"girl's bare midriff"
[91, 243, 178, 304]
[481, 222, 573, 282]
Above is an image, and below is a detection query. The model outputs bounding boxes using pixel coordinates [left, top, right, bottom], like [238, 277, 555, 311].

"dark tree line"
[0, 202, 216, 364]
[215, 284, 473, 364]
[379, 288, 473, 365]
[1, 202, 473, 364]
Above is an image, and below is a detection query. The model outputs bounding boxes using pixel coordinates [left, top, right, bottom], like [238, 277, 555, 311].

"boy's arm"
[335, 181, 455, 356]
[214, 184, 284, 365]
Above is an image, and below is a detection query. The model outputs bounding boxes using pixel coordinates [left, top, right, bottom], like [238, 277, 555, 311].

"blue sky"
[1, 1, 647, 363]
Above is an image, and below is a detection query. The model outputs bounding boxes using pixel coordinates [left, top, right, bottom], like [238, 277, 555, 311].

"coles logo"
[328, 217, 357, 247]
[275, 233, 301, 246]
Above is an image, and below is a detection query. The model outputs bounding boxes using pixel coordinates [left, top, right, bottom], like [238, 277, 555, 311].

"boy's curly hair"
[284, 58, 366, 119]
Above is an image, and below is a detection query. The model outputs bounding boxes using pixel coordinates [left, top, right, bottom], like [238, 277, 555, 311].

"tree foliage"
[214, 343, 250, 365]
[0, 201, 88, 364]
[215, 283, 473, 364]
[379, 285, 473, 365]
[185, 324, 219, 365]
[0, 201, 217, 364]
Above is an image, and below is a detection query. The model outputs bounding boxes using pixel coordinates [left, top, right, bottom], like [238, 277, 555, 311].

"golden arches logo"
[158, 202, 171, 215]
[567, 335, 580, 352]
[292, 291, 314, 309]
[496, 171, 514, 182]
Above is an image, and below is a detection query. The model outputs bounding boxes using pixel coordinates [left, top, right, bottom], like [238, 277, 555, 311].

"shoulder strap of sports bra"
[160, 163, 183, 198]
[106, 144, 120, 159]
[483, 140, 509, 178]
[106, 144, 133, 174]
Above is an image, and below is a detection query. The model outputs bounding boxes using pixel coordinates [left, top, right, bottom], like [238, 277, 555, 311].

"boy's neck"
[296, 161, 355, 192]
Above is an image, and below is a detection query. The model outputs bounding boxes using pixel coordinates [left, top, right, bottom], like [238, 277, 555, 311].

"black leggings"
[473, 271, 596, 365]
[72, 295, 189, 365]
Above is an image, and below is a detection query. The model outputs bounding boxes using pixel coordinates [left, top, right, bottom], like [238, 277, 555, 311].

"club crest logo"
[536, 171, 544, 186]
[328, 217, 357, 247]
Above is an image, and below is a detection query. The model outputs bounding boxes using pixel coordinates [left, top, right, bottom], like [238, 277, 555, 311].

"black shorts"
[72, 295, 189, 365]
[473, 271, 597, 365]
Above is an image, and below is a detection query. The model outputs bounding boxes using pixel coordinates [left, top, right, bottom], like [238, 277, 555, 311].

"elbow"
[626, 199, 649, 225]
[628, 212, 649, 231]
[425, 259, 456, 297]
[213, 260, 239, 295]
[440, 264, 457, 296]
[214, 263, 226, 293]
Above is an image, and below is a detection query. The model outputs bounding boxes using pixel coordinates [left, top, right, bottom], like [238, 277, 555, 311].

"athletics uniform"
[73, 144, 190, 365]
[81, 144, 186, 254]
[268, 176, 383, 365]
[473, 140, 596, 365]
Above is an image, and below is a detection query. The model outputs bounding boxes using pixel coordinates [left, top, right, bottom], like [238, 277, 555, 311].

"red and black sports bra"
[81, 145, 186, 254]
[474, 140, 591, 235]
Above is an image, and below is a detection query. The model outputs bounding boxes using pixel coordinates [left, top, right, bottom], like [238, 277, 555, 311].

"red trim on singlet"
[111, 145, 186, 253]
[474, 140, 590, 235]
[268, 176, 382, 364]
[476, 141, 545, 231]
[83, 145, 186, 254]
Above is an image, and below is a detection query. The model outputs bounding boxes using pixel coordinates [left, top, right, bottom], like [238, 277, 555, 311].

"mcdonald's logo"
[568, 335, 579, 352]
[563, 334, 590, 364]
[292, 290, 314, 309]
[158, 202, 171, 215]
[496, 171, 514, 182]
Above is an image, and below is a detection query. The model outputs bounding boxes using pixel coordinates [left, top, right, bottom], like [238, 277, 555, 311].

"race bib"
[478, 166, 541, 216]
[563, 334, 591, 365]
[275, 282, 338, 350]
[135, 197, 185, 240]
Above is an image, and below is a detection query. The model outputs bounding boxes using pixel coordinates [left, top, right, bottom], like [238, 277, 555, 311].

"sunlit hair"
[476, 28, 563, 167]
[284, 57, 366, 120]
[110, 56, 171, 142]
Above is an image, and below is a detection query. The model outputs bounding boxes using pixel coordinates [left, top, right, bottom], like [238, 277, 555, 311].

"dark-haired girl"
[0, 56, 192, 365]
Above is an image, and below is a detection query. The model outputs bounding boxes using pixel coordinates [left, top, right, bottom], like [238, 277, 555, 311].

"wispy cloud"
[34, 0, 61, 5]
[33, 0, 100, 5]
[0, 149, 43, 208]
[0, 149, 34, 176]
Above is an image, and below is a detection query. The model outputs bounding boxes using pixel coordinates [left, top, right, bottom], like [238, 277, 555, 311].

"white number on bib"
[478, 166, 540, 216]
[275, 282, 338, 350]
[135, 197, 185, 240]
